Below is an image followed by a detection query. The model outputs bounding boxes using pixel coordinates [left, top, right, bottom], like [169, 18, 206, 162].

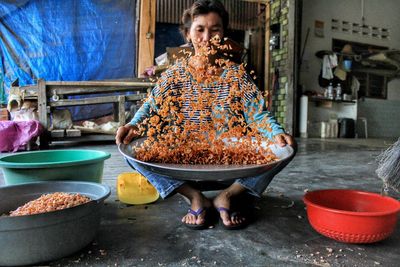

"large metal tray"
[118, 137, 295, 181]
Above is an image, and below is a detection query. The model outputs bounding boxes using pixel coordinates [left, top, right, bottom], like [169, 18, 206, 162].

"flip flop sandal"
[216, 207, 248, 230]
[183, 207, 210, 230]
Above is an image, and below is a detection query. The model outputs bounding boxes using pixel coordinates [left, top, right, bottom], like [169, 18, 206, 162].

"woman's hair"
[180, 0, 229, 42]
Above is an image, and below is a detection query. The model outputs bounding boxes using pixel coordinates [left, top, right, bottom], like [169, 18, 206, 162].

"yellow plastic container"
[117, 172, 159, 205]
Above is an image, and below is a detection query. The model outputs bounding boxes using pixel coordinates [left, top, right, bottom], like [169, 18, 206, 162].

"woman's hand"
[115, 124, 140, 145]
[273, 133, 295, 147]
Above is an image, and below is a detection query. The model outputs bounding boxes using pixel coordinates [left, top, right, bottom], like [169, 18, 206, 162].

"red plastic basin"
[303, 189, 400, 243]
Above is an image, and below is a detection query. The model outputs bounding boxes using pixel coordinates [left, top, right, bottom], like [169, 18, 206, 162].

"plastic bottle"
[335, 83, 342, 100]
[327, 83, 334, 99]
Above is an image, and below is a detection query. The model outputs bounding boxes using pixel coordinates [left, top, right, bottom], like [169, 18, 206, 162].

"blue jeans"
[125, 146, 296, 199]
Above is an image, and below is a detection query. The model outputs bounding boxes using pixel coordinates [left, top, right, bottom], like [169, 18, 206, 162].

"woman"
[116, 0, 295, 230]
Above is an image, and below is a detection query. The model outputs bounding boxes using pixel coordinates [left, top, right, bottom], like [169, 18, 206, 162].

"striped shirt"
[130, 63, 284, 140]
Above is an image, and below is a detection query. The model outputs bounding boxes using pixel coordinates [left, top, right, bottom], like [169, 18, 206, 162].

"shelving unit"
[309, 96, 356, 105]
[300, 95, 358, 138]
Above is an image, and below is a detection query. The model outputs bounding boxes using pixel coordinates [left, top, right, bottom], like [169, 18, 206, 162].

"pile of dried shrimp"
[9, 192, 91, 216]
[134, 36, 278, 165]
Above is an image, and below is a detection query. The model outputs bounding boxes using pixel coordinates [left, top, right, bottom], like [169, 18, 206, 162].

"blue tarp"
[155, 23, 185, 59]
[0, 0, 137, 119]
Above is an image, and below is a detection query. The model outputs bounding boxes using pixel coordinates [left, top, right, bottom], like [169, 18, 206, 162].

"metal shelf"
[309, 96, 356, 104]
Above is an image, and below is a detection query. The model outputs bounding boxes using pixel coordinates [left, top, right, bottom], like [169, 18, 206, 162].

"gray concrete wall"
[300, 0, 400, 138]
[358, 79, 400, 138]
[300, 0, 400, 94]
[358, 98, 400, 138]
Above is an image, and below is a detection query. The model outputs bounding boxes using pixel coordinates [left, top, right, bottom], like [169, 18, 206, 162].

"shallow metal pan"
[118, 137, 295, 181]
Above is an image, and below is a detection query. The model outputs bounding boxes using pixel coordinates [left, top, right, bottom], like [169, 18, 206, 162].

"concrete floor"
[1, 138, 399, 266]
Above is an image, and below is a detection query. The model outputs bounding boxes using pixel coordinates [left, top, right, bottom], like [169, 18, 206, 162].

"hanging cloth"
[322, 55, 334, 79]
[329, 54, 338, 68]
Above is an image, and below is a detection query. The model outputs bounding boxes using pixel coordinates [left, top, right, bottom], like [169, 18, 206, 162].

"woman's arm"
[239, 70, 294, 146]
[128, 95, 156, 126]
[243, 93, 285, 140]
[116, 83, 161, 145]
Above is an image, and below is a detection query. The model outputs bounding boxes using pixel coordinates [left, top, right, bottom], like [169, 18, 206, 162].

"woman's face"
[187, 12, 224, 54]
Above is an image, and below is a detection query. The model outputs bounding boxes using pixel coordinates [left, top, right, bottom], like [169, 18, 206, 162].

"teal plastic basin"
[0, 150, 111, 185]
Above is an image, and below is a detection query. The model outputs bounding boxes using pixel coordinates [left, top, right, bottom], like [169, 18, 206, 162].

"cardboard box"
[0, 108, 9, 121]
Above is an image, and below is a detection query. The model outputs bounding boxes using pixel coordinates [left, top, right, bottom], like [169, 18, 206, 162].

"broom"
[376, 138, 400, 195]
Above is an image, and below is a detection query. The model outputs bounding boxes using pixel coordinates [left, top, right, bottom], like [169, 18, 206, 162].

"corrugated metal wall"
[156, 0, 260, 30]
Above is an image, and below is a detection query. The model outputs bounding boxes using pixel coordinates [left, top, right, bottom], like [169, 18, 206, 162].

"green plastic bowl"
[0, 150, 111, 185]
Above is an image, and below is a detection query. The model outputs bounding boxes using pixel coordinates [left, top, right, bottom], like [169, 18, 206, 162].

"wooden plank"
[38, 79, 50, 148]
[264, 2, 271, 94]
[66, 129, 82, 137]
[125, 94, 148, 101]
[50, 135, 117, 142]
[113, 102, 119, 122]
[48, 94, 147, 107]
[137, 0, 156, 76]
[254, 3, 265, 90]
[13, 81, 155, 98]
[44, 80, 154, 96]
[45, 87, 150, 96]
[118, 95, 126, 126]
[73, 126, 116, 135]
[51, 129, 65, 138]
[45, 80, 155, 87]
[242, 0, 269, 3]
[285, 0, 296, 135]
[15, 79, 154, 88]
[37, 79, 48, 129]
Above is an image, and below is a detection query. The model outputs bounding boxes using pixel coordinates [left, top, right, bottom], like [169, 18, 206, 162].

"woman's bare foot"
[213, 183, 247, 229]
[177, 184, 212, 227]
